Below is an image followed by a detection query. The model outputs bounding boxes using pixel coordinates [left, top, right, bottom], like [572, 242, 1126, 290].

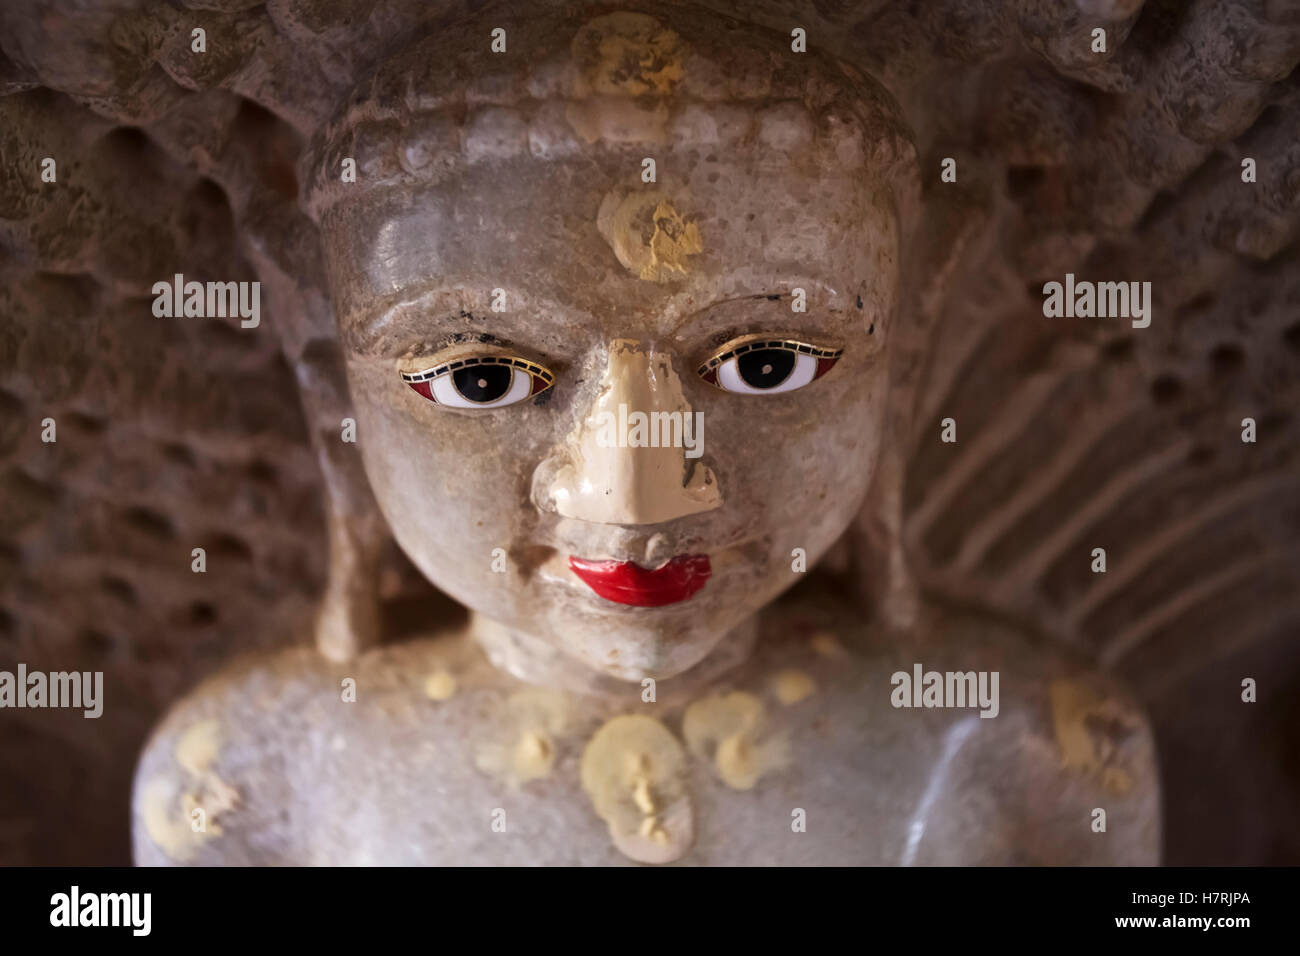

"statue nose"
[535, 339, 721, 526]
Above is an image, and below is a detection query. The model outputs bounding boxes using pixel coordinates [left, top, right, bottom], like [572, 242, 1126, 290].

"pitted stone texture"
[0, 96, 324, 865]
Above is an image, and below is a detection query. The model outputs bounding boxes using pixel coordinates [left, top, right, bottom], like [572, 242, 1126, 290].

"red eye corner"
[814, 355, 839, 379]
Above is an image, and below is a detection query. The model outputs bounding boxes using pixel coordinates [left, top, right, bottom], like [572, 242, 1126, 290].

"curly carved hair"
[300, 3, 918, 224]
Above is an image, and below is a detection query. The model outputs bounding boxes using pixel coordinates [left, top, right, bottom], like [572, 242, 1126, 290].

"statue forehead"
[322, 156, 891, 331]
[305, 4, 912, 333]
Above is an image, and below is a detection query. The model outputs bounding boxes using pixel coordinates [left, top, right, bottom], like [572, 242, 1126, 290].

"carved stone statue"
[1, 0, 1295, 867]
[129, 5, 1157, 865]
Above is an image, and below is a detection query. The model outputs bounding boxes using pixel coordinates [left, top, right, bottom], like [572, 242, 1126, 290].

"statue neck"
[468, 612, 759, 700]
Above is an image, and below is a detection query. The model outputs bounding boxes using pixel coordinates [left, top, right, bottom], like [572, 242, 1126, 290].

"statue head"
[303, 3, 917, 684]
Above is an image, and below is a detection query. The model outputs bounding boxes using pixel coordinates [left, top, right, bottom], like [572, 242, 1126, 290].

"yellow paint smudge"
[581, 715, 693, 864]
[683, 691, 789, 790]
[513, 731, 555, 783]
[424, 669, 457, 701]
[142, 719, 241, 862]
[1049, 679, 1139, 795]
[181, 775, 239, 837]
[647, 202, 702, 277]
[572, 13, 685, 98]
[474, 689, 571, 787]
[771, 669, 816, 706]
[140, 776, 201, 862]
[1101, 766, 1134, 795]
[811, 633, 844, 657]
[632, 775, 656, 814]
[598, 191, 702, 283]
[175, 719, 222, 775]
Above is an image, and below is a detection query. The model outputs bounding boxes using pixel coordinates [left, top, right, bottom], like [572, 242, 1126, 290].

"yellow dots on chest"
[142, 719, 241, 863]
[683, 691, 789, 791]
[811, 633, 844, 658]
[580, 714, 692, 863]
[514, 731, 555, 783]
[473, 689, 572, 787]
[423, 669, 457, 701]
[1049, 678, 1140, 796]
[175, 719, 222, 775]
[771, 669, 816, 706]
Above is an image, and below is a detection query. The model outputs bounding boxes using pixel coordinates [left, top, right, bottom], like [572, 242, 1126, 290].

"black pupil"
[736, 348, 795, 389]
[453, 364, 513, 403]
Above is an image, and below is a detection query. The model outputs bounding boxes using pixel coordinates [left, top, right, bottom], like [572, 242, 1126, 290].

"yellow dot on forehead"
[597, 191, 702, 283]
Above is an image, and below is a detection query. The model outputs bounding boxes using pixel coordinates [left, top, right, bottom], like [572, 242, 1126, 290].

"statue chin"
[469, 608, 762, 693]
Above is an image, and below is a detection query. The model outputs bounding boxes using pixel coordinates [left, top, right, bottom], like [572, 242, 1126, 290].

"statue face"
[320, 29, 902, 682]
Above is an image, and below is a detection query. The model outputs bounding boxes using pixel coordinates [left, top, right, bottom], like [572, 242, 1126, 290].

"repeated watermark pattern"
[0, 665, 102, 718]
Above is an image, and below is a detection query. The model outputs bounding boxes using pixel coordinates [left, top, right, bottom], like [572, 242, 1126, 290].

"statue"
[128, 4, 1159, 865]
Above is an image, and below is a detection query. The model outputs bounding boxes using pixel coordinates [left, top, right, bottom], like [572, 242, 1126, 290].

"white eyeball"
[699, 340, 841, 395]
[717, 349, 817, 394]
[402, 357, 554, 408]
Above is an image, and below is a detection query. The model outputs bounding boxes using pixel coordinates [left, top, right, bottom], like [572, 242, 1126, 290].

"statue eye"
[697, 339, 842, 395]
[401, 356, 554, 409]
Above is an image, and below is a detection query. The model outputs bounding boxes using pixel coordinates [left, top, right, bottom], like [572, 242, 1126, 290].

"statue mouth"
[568, 554, 711, 606]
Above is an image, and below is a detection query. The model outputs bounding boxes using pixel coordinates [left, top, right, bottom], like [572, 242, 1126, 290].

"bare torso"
[132, 593, 1159, 866]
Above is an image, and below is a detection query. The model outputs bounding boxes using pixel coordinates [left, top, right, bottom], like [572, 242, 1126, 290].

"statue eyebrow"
[667, 279, 843, 333]
[390, 330, 511, 360]
[346, 305, 416, 353]
[348, 304, 492, 354]
[440, 330, 501, 347]
[350, 285, 581, 353]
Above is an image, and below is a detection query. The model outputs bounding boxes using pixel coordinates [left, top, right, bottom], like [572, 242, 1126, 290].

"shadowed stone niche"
[0, 0, 1296, 865]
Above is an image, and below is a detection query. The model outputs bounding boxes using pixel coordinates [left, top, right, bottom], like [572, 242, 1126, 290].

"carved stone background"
[0, 0, 1297, 864]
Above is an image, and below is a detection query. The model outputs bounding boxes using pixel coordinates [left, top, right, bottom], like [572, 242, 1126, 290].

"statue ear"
[295, 337, 390, 661]
[852, 182, 992, 631]
[231, 139, 391, 660]
[853, 427, 917, 631]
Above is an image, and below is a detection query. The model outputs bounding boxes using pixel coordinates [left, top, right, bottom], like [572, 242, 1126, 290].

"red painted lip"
[569, 554, 711, 607]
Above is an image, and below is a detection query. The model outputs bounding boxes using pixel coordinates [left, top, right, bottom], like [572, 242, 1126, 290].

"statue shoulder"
[131, 632, 520, 865]
[749, 596, 1160, 864]
[878, 602, 1162, 864]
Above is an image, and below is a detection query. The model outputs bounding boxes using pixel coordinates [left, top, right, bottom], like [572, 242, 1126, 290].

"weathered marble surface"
[0, 0, 1296, 864]
[133, 592, 1159, 865]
